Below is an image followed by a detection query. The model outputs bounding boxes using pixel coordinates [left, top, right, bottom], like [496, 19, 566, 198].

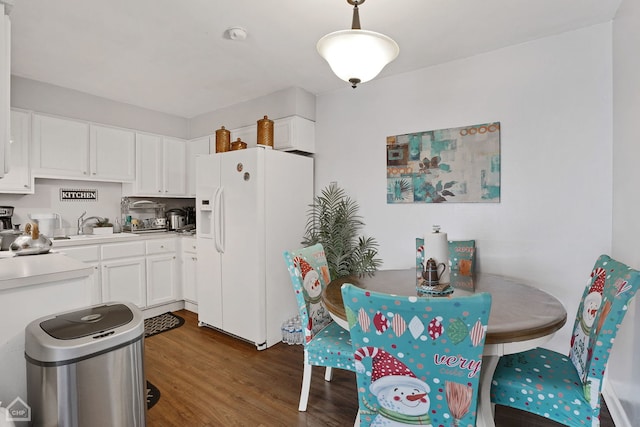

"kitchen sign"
[60, 189, 98, 201]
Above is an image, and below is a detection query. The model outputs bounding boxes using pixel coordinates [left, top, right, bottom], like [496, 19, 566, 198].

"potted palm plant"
[302, 182, 382, 278]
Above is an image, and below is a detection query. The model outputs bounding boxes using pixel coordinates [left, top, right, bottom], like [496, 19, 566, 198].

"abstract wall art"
[386, 122, 501, 203]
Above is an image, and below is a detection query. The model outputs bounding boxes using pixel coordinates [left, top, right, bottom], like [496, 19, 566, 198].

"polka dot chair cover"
[341, 283, 492, 427]
[283, 243, 356, 411]
[491, 254, 640, 427]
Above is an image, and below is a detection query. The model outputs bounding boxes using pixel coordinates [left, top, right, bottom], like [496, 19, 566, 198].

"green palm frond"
[303, 183, 381, 278]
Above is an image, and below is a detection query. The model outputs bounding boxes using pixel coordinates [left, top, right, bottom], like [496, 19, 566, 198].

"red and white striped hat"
[354, 346, 427, 395]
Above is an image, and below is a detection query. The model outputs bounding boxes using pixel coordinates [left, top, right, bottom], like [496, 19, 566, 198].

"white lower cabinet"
[181, 238, 197, 304]
[101, 240, 147, 307]
[145, 238, 178, 306]
[58, 244, 101, 304]
[56, 236, 186, 310]
[102, 257, 146, 307]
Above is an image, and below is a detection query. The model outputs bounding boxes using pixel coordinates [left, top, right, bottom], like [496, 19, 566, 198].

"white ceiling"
[9, 0, 622, 118]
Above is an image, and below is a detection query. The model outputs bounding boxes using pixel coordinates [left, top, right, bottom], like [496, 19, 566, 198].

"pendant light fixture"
[317, 0, 399, 88]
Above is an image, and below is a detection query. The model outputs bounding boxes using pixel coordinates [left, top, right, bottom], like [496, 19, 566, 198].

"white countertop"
[0, 232, 196, 291]
[0, 252, 94, 291]
[51, 231, 191, 247]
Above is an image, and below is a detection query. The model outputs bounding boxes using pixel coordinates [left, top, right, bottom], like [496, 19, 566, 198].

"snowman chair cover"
[283, 243, 356, 411]
[491, 254, 640, 427]
[341, 283, 492, 427]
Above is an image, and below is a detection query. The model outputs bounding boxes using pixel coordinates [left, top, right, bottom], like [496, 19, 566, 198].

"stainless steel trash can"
[25, 302, 146, 427]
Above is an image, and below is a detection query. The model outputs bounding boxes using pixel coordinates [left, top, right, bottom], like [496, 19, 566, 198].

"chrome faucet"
[77, 213, 105, 235]
[77, 211, 86, 235]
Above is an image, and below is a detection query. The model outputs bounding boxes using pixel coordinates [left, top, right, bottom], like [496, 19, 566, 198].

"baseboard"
[142, 301, 185, 319]
[603, 380, 632, 427]
[183, 300, 198, 313]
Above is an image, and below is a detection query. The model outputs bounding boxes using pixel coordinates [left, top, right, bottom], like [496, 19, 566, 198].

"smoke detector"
[225, 27, 248, 41]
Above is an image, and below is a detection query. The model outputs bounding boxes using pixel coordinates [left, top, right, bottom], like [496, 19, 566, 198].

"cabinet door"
[0, 109, 32, 193]
[134, 132, 163, 195]
[90, 124, 135, 181]
[230, 125, 256, 148]
[146, 254, 178, 306]
[0, 11, 9, 178]
[59, 245, 102, 304]
[182, 239, 198, 304]
[162, 137, 186, 196]
[186, 136, 211, 197]
[102, 257, 146, 308]
[32, 114, 89, 178]
[273, 116, 315, 153]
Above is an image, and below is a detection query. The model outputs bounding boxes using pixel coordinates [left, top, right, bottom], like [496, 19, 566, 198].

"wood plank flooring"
[144, 310, 615, 427]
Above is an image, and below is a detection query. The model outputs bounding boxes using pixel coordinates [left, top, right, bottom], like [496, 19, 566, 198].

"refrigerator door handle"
[214, 186, 225, 253]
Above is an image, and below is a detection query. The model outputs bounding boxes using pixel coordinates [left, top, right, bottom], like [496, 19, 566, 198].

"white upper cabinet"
[186, 136, 211, 197]
[273, 116, 315, 153]
[31, 113, 135, 182]
[0, 109, 32, 193]
[230, 116, 315, 154]
[163, 137, 186, 195]
[132, 132, 162, 194]
[90, 124, 135, 181]
[124, 133, 187, 197]
[0, 3, 10, 179]
[32, 113, 89, 178]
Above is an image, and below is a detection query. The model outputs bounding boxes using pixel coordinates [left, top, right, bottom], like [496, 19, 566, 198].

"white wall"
[315, 23, 613, 353]
[0, 179, 123, 236]
[610, 0, 640, 422]
[188, 86, 316, 139]
[11, 76, 188, 138]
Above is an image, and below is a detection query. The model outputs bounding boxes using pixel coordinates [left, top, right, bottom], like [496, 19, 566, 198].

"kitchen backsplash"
[0, 178, 194, 236]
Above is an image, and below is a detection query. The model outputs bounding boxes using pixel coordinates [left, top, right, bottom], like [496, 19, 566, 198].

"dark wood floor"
[144, 310, 615, 426]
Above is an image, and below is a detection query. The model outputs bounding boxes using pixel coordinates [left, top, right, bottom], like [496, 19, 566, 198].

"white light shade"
[317, 29, 399, 85]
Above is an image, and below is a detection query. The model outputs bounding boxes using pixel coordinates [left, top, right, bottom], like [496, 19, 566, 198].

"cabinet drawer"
[146, 238, 177, 255]
[101, 241, 145, 260]
[60, 245, 100, 262]
[182, 238, 197, 253]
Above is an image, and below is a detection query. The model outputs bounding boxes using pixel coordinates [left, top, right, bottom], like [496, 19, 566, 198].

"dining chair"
[491, 254, 640, 427]
[341, 283, 492, 427]
[283, 243, 356, 411]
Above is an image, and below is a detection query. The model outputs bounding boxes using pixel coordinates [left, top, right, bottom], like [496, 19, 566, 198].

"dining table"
[322, 269, 568, 427]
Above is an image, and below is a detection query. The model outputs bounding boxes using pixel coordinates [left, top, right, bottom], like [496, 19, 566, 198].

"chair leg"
[324, 366, 334, 381]
[298, 363, 312, 411]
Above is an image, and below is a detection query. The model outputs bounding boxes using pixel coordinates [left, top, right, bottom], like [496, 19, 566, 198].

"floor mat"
[144, 312, 185, 338]
[147, 380, 160, 409]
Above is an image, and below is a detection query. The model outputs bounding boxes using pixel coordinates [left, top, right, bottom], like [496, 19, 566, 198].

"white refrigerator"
[196, 148, 314, 349]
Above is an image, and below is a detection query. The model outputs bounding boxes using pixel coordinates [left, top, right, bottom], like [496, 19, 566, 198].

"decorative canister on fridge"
[257, 115, 274, 147]
[230, 138, 248, 151]
[215, 126, 231, 153]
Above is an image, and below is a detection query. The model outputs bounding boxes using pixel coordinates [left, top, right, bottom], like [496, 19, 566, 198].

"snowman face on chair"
[374, 379, 431, 416]
[303, 269, 322, 300]
[581, 292, 602, 332]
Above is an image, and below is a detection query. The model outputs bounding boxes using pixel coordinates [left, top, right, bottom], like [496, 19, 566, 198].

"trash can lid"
[39, 303, 134, 340]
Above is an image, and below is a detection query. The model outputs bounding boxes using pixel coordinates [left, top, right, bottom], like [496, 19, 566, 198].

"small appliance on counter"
[166, 208, 186, 230]
[121, 199, 167, 233]
[28, 212, 62, 238]
[0, 206, 14, 230]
